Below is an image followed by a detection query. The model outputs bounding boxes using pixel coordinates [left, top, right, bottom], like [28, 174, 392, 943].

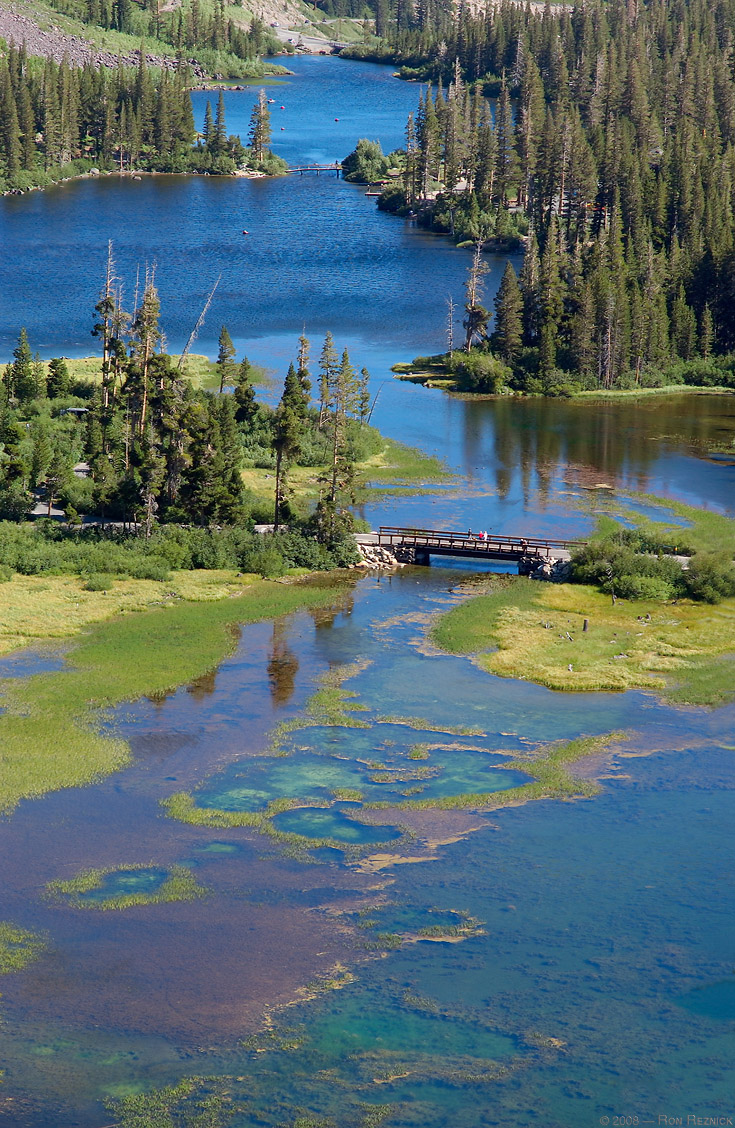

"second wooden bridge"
[358, 526, 585, 568]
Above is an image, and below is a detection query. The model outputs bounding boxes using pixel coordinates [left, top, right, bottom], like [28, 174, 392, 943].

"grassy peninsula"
[433, 578, 735, 706]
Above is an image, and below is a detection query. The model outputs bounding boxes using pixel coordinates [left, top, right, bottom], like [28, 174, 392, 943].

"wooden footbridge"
[358, 526, 585, 567]
[287, 163, 342, 176]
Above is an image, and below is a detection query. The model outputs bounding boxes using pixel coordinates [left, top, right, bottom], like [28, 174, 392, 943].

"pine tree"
[296, 331, 312, 404]
[30, 424, 52, 489]
[462, 240, 490, 350]
[202, 100, 213, 149]
[248, 88, 271, 163]
[316, 347, 359, 546]
[537, 218, 565, 378]
[10, 328, 35, 404]
[130, 272, 161, 434]
[92, 241, 117, 411]
[211, 90, 227, 158]
[274, 362, 307, 529]
[234, 358, 257, 424]
[47, 358, 71, 399]
[318, 331, 339, 428]
[358, 367, 371, 423]
[492, 262, 523, 362]
[216, 325, 237, 393]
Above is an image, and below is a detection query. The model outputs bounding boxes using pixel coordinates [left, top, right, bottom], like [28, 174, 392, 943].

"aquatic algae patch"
[433, 577, 735, 703]
[46, 864, 208, 910]
[271, 659, 373, 749]
[165, 789, 404, 853]
[364, 732, 623, 814]
[358, 903, 485, 947]
[273, 806, 402, 845]
[0, 921, 47, 973]
[106, 1078, 231, 1128]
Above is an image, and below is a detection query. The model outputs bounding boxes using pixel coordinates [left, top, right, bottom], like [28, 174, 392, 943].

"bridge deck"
[286, 164, 342, 174]
[363, 526, 584, 562]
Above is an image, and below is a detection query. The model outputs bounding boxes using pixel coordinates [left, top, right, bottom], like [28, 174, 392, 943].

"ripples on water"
[1, 59, 733, 520]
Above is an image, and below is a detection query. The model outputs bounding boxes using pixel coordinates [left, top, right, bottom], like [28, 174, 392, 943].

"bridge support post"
[414, 548, 430, 566]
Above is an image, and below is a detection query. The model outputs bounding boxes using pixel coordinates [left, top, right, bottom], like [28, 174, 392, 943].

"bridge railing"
[376, 526, 585, 555]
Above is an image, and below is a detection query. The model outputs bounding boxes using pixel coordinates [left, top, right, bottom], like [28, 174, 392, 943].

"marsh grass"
[357, 438, 453, 486]
[375, 715, 486, 736]
[0, 921, 47, 973]
[624, 493, 735, 556]
[432, 578, 735, 704]
[47, 864, 207, 910]
[0, 570, 258, 657]
[269, 660, 372, 752]
[364, 733, 617, 812]
[0, 578, 347, 811]
[54, 355, 267, 393]
[432, 577, 538, 655]
[240, 437, 453, 515]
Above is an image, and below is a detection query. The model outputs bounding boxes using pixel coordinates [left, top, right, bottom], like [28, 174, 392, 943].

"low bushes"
[0, 520, 358, 583]
[571, 532, 735, 603]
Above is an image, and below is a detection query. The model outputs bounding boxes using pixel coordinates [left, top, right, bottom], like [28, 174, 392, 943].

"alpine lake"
[0, 55, 734, 1128]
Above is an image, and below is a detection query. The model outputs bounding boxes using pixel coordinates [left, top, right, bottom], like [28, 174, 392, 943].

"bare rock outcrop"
[354, 543, 408, 570]
[0, 5, 205, 74]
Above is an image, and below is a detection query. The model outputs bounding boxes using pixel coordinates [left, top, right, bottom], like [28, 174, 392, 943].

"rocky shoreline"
[353, 543, 411, 570]
[354, 539, 574, 580]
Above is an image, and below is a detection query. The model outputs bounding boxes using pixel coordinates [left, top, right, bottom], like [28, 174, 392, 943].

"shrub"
[341, 139, 388, 183]
[571, 536, 688, 601]
[613, 574, 677, 601]
[450, 351, 513, 394]
[682, 553, 735, 603]
[241, 544, 286, 578]
[84, 573, 114, 591]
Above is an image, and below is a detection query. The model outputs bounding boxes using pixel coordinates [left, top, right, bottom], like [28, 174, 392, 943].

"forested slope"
[361, 0, 735, 393]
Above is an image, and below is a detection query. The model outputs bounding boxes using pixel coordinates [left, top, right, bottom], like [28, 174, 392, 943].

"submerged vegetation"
[0, 921, 47, 973]
[47, 863, 207, 909]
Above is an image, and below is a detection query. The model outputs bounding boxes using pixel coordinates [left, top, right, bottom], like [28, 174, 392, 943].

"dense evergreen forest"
[347, 0, 735, 394]
[38, 0, 281, 76]
[0, 46, 284, 192]
[0, 265, 376, 577]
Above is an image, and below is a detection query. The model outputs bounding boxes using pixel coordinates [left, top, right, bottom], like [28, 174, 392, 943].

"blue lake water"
[1, 56, 733, 523]
[0, 55, 734, 1128]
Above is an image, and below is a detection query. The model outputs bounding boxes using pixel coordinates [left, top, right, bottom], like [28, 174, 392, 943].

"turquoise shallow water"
[0, 568, 733, 1125]
[73, 867, 169, 905]
[194, 727, 530, 815]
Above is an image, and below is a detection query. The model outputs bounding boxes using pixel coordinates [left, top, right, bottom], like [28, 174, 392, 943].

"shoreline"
[1, 162, 288, 200]
[392, 364, 735, 402]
